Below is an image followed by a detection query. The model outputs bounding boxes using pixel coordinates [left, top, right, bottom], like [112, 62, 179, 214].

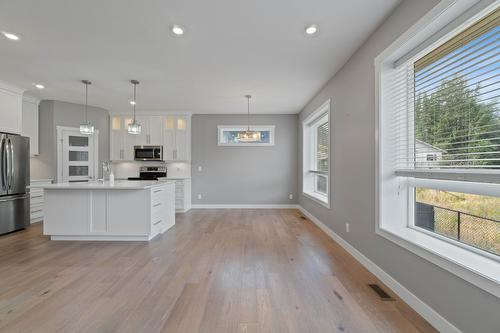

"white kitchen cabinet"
[163, 115, 190, 161]
[132, 115, 149, 146]
[133, 115, 163, 146]
[22, 96, 40, 156]
[173, 178, 191, 212]
[40, 181, 175, 241]
[110, 115, 134, 160]
[0, 81, 23, 134]
[28, 179, 53, 223]
[110, 114, 190, 161]
[148, 116, 163, 145]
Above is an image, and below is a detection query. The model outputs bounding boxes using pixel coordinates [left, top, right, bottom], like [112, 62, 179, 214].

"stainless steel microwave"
[134, 145, 163, 161]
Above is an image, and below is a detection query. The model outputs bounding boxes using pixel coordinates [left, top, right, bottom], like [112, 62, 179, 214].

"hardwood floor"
[0, 209, 436, 333]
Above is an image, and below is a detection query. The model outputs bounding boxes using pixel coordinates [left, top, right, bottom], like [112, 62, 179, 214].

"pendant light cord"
[133, 82, 137, 122]
[85, 83, 88, 123]
[246, 95, 251, 132]
[82, 80, 91, 124]
[131, 80, 139, 123]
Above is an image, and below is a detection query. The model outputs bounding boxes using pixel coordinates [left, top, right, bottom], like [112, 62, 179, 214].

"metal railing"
[415, 202, 500, 256]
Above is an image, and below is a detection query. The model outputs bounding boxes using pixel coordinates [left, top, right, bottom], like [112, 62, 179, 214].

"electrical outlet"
[198, 166, 203, 172]
[289, 194, 293, 200]
[346, 223, 350, 233]
[197, 194, 202, 200]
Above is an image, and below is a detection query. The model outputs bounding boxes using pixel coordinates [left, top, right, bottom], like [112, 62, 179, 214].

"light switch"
[198, 166, 203, 172]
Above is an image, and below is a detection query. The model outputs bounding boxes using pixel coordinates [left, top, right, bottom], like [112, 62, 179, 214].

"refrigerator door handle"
[0, 193, 29, 203]
[8, 139, 13, 190]
[0, 138, 5, 190]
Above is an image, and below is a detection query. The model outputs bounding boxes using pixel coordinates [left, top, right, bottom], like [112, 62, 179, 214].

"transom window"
[303, 100, 330, 207]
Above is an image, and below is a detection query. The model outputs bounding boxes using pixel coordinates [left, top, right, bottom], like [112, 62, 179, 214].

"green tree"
[415, 75, 499, 167]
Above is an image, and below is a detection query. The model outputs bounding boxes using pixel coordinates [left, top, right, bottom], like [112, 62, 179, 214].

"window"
[376, 2, 500, 297]
[426, 154, 437, 162]
[217, 126, 275, 146]
[303, 99, 330, 207]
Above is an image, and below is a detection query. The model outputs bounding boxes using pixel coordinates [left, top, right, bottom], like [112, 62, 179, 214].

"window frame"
[375, 0, 500, 298]
[302, 99, 331, 208]
[217, 125, 275, 146]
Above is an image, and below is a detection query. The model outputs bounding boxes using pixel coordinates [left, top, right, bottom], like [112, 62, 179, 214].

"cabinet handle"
[153, 203, 161, 207]
[153, 189, 162, 193]
[31, 195, 43, 199]
[31, 209, 43, 213]
[154, 220, 162, 225]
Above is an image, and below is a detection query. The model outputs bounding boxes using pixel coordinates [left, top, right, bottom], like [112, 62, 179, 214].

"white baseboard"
[191, 204, 300, 209]
[51, 235, 151, 241]
[297, 206, 461, 333]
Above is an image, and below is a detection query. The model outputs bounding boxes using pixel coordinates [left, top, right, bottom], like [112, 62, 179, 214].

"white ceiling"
[0, 0, 400, 114]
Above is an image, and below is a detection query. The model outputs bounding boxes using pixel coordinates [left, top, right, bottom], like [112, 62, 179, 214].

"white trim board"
[191, 204, 299, 209]
[297, 206, 461, 333]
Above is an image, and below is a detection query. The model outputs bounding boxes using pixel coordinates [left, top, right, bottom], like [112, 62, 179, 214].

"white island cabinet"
[35, 181, 175, 241]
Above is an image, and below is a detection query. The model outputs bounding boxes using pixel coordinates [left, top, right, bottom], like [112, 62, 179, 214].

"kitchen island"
[34, 180, 175, 241]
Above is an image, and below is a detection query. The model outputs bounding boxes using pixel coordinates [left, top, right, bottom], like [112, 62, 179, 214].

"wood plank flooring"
[0, 209, 437, 333]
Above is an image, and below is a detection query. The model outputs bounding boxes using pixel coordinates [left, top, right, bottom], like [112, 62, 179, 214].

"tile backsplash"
[111, 161, 191, 179]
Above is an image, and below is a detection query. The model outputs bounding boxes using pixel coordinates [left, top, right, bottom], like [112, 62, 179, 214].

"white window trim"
[302, 99, 331, 208]
[217, 125, 275, 146]
[375, 0, 500, 298]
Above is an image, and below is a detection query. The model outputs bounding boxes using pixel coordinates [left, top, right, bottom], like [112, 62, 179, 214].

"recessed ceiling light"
[130, 100, 136, 105]
[34, 83, 45, 89]
[2, 31, 19, 40]
[305, 25, 318, 35]
[172, 25, 184, 35]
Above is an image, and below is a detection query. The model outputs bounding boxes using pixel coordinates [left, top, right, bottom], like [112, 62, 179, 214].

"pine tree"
[415, 75, 499, 167]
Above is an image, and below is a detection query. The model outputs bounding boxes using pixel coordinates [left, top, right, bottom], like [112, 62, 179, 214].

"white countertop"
[158, 177, 191, 180]
[30, 179, 54, 183]
[32, 180, 175, 190]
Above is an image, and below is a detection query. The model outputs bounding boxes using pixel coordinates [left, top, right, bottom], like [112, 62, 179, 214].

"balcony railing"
[415, 202, 500, 256]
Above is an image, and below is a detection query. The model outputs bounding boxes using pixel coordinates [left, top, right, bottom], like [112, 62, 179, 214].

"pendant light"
[79, 80, 94, 135]
[128, 80, 142, 134]
[237, 94, 261, 142]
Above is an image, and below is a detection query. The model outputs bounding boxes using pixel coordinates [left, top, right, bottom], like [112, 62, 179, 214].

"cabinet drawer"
[151, 187, 164, 203]
[151, 201, 164, 219]
[175, 199, 184, 208]
[151, 217, 163, 234]
[30, 194, 44, 205]
[30, 208, 44, 220]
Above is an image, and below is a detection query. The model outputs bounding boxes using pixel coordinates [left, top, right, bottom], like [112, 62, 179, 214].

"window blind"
[316, 121, 329, 172]
[392, 8, 500, 174]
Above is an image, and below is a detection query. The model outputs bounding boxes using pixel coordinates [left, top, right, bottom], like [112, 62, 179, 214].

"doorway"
[56, 126, 99, 183]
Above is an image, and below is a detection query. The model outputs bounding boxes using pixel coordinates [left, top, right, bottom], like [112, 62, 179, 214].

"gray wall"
[31, 100, 109, 180]
[192, 114, 298, 205]
[298, 1, 500, 332]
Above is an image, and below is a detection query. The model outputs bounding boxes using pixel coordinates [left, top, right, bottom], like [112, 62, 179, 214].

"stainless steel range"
[128, 166, 167, 181]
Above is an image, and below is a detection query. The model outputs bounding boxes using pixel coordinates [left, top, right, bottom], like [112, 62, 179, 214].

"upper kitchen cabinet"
[163, 115, 190, 161]
[134, 115, 163, 146]
[0, 81, 23, 134]
[22, 95, 40, 156]
[110, 114, 188, 161]
[110, 115, 134, 161]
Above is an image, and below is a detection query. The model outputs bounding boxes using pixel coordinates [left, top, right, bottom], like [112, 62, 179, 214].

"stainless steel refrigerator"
[0, 133, 30, 235]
